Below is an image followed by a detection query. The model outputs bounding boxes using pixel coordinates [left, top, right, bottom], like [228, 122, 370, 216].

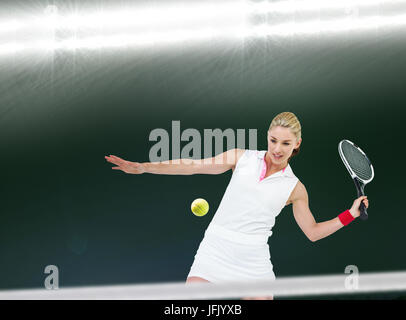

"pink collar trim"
[259, 158, 267, 181]
[259, 153, 287, 182]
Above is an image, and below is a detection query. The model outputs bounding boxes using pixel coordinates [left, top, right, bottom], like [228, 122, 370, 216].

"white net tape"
[1, 271, 405, 300]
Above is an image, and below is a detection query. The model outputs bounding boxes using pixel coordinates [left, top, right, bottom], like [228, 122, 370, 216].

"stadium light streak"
[2, 0, 406, 34]
[0, 25, 247, 55]
[0, 43, 24, 56]
[248, 0, 406, 15]
[248, 13, 406, 37]
[2, 11, 406, 56]
[0, 1, 406, 56]
[52, 5, 246, 30]
[0, 271, 405, 300]
[0, 20, 24, 34]
[0, 2, 247, 33]
[242, 13, 406, 37]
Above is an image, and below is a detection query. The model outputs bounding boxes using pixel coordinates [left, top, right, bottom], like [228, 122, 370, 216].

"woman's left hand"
[349, 196, 369, 218]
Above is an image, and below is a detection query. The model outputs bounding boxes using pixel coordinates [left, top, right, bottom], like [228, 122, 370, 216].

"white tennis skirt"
[187, 223, 276, 283]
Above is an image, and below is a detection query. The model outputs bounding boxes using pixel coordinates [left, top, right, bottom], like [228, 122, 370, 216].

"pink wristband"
[338, 209, 355, 226]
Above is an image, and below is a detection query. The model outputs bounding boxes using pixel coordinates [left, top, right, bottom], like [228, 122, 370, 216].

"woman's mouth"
[273, 153, 283, 160]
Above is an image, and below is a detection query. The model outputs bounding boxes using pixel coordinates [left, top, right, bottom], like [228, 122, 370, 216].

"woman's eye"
[270, 139, 289, 146]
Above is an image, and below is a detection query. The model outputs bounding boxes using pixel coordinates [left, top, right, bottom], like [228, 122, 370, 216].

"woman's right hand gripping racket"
[338, 140, 374, 220]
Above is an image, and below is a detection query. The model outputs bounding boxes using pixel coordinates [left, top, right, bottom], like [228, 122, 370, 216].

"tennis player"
[105, 112, 369, 299]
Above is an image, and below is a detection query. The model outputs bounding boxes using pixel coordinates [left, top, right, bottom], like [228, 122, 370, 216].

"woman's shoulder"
[240, 149, 265, 158]
[229, 149, 254, 172]
[286, 179, 308, 205]
[236, 149, 269, 163]
[235, 148, 247, 157]
[288, 180, 308, 204]
[225, 148, 247, 162]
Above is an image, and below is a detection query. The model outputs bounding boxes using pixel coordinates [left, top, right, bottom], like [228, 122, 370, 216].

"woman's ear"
[296, 138, 302, 149]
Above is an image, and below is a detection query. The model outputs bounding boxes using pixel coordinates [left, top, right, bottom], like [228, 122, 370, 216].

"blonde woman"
[105, 112, 369, 299]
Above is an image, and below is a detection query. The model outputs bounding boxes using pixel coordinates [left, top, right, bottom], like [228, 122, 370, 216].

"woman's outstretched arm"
[105, 148, 246, 175]
[289, 181, 369, 242]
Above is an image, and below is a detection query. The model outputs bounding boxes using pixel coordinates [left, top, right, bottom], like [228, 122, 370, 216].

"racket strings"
[341, 141, 373, 181]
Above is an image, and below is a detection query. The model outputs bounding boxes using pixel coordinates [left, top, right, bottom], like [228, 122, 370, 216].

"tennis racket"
[338, 140, 374, 220]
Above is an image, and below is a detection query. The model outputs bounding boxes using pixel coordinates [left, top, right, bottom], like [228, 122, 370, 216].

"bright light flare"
[0, 0, 406, 56]
[248, 13, 406, 37]
[248, 0, 405, 15]
[1, 2, 247, 32]
[0, 20, 24, 33]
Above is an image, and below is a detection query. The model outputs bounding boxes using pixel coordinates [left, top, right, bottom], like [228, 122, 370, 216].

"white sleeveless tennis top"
[210, 149, 299, 238]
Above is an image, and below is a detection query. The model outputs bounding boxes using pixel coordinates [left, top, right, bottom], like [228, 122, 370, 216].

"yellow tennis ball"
[191, 198, 209, 217]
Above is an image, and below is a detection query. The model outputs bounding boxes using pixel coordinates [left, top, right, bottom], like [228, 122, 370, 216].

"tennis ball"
[191, 198, 209, 217]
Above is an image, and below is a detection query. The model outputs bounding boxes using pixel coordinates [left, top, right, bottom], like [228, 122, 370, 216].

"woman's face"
[267, 126, 301, 165]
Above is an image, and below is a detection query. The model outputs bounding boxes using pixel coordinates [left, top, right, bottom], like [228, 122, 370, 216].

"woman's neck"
[264, 152, 288, 173]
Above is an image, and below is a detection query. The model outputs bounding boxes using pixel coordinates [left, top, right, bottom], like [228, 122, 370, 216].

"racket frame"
[338, 139, 374, 220]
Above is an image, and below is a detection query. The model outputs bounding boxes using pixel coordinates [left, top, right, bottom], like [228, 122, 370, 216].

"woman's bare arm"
[105, 148, 246, 175]
[289, 181, 369, 242]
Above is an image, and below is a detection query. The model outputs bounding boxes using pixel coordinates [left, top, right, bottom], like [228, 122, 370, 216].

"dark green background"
[1, 1, 406, 293]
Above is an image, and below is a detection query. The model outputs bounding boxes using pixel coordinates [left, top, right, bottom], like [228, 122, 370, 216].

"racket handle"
[354, 178, 368, 221]
[359, 200, 368, 220]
